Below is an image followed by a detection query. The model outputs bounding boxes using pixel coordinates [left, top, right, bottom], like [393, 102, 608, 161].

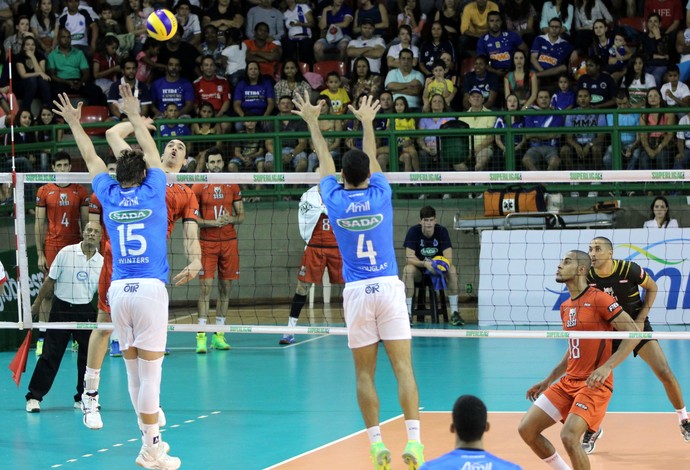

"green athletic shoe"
[370, 442, 391, 470]
[196, 333, 207, 354]
[450, 311, 465, 327]
[71, 339, 79, 352]
[35, 338, 44, 357]
[402, 440, 425, 469]
[211, 332, 230, 350]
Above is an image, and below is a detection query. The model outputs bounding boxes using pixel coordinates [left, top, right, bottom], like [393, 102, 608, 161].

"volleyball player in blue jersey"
[292, 90, 424, 470]
[53, 85, 196, 469]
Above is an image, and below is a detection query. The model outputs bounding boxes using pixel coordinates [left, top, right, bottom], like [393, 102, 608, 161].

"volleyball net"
[1, 169, 690, 343]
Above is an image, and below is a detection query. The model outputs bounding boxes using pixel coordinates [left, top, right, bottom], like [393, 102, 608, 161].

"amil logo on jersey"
[345, 200, 370, 213]
[109, 209, 153, 223]
[337, 214, 383, 231]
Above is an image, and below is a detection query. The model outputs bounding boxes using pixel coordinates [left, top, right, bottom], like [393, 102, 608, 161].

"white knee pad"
[124, 358, 140, 414]
[137, 357, 163, 415]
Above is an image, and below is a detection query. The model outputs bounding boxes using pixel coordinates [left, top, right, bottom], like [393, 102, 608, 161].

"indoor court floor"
[1, 321, 690, 469]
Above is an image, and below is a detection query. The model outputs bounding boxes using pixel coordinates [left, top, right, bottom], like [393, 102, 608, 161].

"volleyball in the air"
[146, 9, 178, 41]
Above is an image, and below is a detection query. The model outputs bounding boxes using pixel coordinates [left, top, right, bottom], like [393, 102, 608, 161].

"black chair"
[412, 274, 448, 324]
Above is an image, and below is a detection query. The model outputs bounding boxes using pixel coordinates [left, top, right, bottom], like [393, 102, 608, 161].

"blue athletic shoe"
[279, 335, 295, 345]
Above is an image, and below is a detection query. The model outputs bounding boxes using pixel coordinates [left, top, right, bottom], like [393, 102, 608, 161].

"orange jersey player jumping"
[519, 249, 640, 470]
[80, 123, 201, 432]
[191, 147, 243, 353]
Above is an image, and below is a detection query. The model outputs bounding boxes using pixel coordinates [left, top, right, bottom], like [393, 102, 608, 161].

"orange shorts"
[200, 239, 239, 280]
[98, 243, 112, 314]
[543, 375, 612, 432]
[297, 246, 344, 285]
[45, 244, 61, 270]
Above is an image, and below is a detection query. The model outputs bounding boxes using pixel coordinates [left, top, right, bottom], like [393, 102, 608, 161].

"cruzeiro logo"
[109, 209, 153, 223]
[337, 214, 383, 231]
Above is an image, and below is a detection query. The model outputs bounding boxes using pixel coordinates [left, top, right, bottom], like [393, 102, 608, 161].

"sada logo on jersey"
[337, 214, 383, 231]
[109, 209, 153, 223]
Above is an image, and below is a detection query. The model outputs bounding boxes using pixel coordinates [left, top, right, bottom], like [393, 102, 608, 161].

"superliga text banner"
[478, 229, 690, 326]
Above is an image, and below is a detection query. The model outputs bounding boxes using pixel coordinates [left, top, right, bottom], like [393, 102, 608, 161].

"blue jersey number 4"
[356, 234, 378, 264]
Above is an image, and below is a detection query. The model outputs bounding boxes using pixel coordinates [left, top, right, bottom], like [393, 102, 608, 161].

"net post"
[14, 174, 32, 328]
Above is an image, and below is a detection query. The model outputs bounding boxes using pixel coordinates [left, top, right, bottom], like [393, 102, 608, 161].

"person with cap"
[459, 87, 497, 171]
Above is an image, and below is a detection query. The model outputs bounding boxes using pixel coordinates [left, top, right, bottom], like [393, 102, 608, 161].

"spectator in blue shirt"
[576, 55, 617, 109]
[522, 89, 562, 171]
[149, 56, 195, 118]
[604, 89, 641, 170]
[530, 17, 573, 79]
[477, 11, 528, 77]
[462, 55, 499, 109]
[158, 103, 191, 138]
[232, 61, 275, 131]
[560, 88, 607, 170]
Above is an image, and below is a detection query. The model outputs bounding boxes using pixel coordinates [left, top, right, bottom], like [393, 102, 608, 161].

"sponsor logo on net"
[409, 173, 441, 182]
[467, 330, 489, 337]
[651, 171, 684, 180]
[629, 332, 653, 339]
[253, 174, 286, 183]
[569, 172, 602, 181]
[547, 331, 570, 338]
[307, 327, 330, 334]
[489, 172, 522, 181]
[25, 174, 56, 182]
[176, 174, 208, 183]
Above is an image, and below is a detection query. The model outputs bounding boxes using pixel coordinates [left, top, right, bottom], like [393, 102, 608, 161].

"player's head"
[205, 147, 225, 173]
[419, 206, 437, 235]
[588, 236, 613, 269]
[341, 149, 370, 188]
[104, 154, 118, 174]
[82, 221, 102, 248]
[556, 250, 591, 283]
[51, 151, 71, 172]
[451, 395, 488, 444]
[116, 148, 147, 186]
[161, 139, 188, 172]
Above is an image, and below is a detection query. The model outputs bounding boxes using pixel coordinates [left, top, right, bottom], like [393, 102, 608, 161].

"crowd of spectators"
[1, 0, 690, 176]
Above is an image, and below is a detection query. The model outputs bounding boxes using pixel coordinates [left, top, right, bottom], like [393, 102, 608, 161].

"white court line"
[51, 411, 224, 467]
[263, 414, 404, 469]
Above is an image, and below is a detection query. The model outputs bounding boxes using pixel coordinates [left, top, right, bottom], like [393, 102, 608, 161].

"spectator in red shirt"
[644, 0, 682, 35]
[244, 21, 282, 78]
[193, 55, 231, 122]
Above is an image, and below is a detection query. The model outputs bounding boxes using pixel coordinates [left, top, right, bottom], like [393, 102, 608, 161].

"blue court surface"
[1, 329, 689, 469]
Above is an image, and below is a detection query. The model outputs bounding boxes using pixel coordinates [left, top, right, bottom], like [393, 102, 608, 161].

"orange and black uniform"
[37, 183, 89, 268]
[192, 183, 241, 280]
[543, 286, 623, 432]
[587, 259, 650, 355]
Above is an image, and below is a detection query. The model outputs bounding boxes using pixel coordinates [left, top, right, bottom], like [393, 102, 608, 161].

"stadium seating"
[313, 60, 348, 82]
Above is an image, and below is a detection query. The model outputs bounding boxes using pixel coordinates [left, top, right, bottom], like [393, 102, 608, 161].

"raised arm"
[119, 84, 162, 170]
[52, 94, 107, 179]
[292, 90, 336, 178]
[348, 94, 382, 174]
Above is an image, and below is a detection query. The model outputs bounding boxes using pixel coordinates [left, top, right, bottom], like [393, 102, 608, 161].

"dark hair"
[342, 149, 370, 187]
[121, 56, 137, 69]
[318, 94, 333, 112]
[199, 100, 215, 112]
[487, 10, 501, 21]
[104, 154, 118, 166]
[201, 54, 216, 65]
[399, 48, 414, 59]
[420, 206, 436, 219]
[116, 149, 147, 185]
[142, 37, 160, 51]
[351, 56, 372, 80]
[668, 64, 680, 74]
[36, 0, 57, 33]
[52, 150, 71, 165]
[452, 395, 487, 443]
[592, 236, 613, 251]
[281, 59, 305, 83]
[586, 55, 602, 67]
[649, 196, 672, 227]
[394, 95, 409, 112]
[205, 146, 222, 157]
[623, 55, 647, 88]
[254, 21, 269, 33]
[548, 17, 564, 26]
[326, 71, 341, 81]
[616, 88, 630, 100]
[399, 24, 412, 38]
[244, 61, 261, 83]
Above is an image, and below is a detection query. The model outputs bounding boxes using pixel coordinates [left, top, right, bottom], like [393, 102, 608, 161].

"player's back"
[93, 169, 169, 283]
[421, 448, 522, 469]
[320, 173, 398, 282]
[165, 183, 199, 238]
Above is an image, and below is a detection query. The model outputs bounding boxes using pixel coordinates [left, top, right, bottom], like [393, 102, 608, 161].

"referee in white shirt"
[26, 222, 104, 413]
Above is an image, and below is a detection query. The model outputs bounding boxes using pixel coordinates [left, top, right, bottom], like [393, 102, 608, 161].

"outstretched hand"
[291, 90, 322, 124]
[172, 260, 202, 286]
[52, 93, 82, 125]
[120, 84, 141, 118]
[347, 94, 380, 124]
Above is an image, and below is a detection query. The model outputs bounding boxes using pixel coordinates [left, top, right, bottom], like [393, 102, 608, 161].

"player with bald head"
[519, 249, 640, 470]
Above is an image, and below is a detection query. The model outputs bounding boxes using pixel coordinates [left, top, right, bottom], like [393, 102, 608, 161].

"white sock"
[215, 316, 225, 326]
[677, 407, 688, 422]
[543, 452, 571, 469]
[124, 358, 140, 415]
[84, 367, 101, 393]
[288, 316, 298, 328]
[198, 318, 207, 326]
[140, 422, 161, 447]
[406, 297, 412, 315]
[366, 426, 382, 444]
[448, 295, 458, 313]
[405, 419, 421, 442]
